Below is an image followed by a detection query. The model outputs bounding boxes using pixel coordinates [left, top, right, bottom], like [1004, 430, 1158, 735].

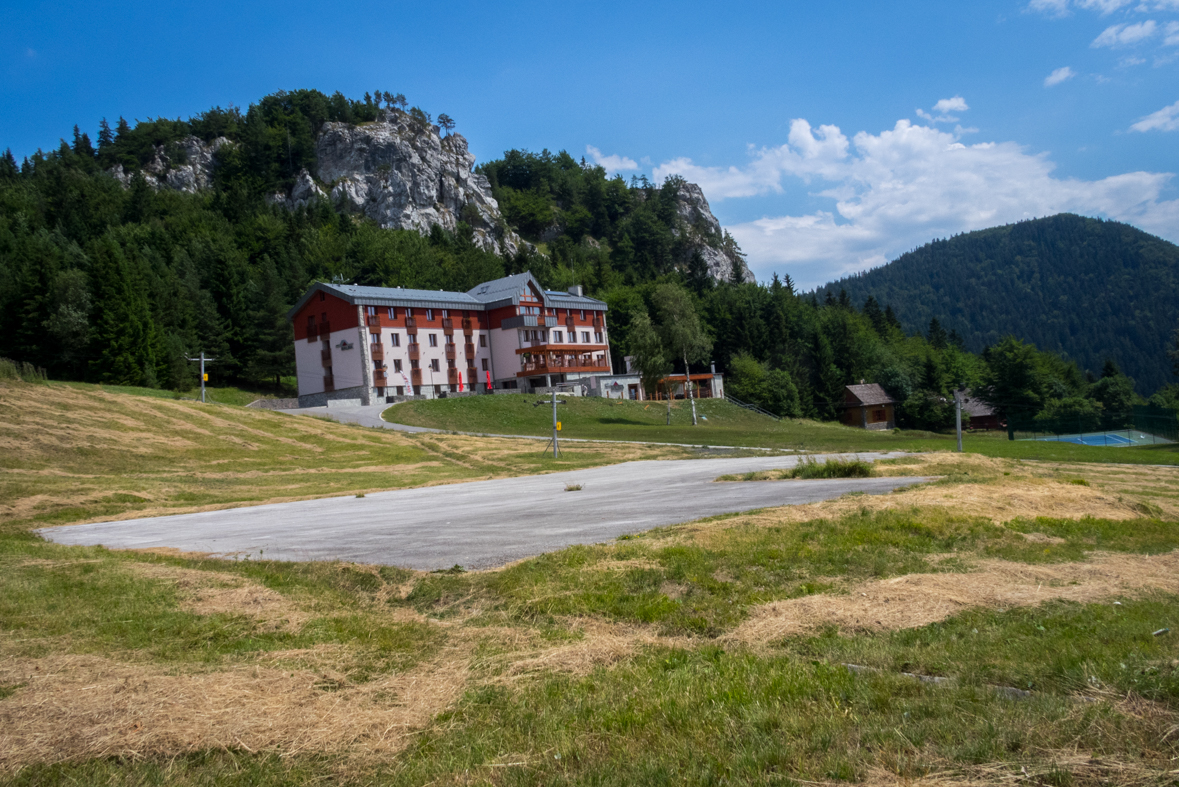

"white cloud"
[915, 96, 969, 124]
[1045, 66, 1078, 85]
[1165, 20, 1179, 43]
[1092, 19, 1159, 45]
[1130, 98, 1179, 130]
[1028, 0, 1071, 17]
[933, 96, 969, 114]
[585, 145, 638, 174]
[1078, 0, 1135, 13]
[655, 118, 1179, 288]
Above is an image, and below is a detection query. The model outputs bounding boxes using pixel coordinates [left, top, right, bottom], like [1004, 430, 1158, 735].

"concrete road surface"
[40, 453, 926, 570]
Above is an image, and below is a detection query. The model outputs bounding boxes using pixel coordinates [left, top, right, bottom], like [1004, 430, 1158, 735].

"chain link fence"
[1008, 405, 1178, 446]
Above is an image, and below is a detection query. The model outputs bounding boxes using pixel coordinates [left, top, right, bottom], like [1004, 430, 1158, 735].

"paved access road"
[41, 453, 925, 570]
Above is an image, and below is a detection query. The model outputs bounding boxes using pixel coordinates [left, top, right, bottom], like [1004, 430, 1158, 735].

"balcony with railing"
[442, 318, 454, 335]
[320, 348, 332, 366]
[462, 318, 473, 335]
[374, 369, 388, 385]
[591, 315, 603, 328]
[447, 368, 459, 385]
[516, 351, 610, 377]
[366, 314, 380, 327]
[410, 369, 422, 386]
[444, 345, 456, 361]
[370, 345, 384, 361]
[405, 317, 417, 335]
[306, 325, 318, 343]
[464, 343, 475, 359]
[408, 345, 420, 361]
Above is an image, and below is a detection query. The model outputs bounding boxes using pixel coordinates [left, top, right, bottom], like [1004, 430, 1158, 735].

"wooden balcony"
[461, 318, 473, 335]
[464, 343, 475, 359]
[591, 316, 603, 329]
[467, 366, 478, 384]
[447, 368, 459, 385]
[370, 345, 384, 361]
[366, 315, 380, 327]
[442, 318, 454, 335]
[306, 325, 318, 343]
[410, 369, 422, 386]
[324, 374, 335, 392]
[408, 345, 420, 361]
[516, 355, 611, 377]
[321, 349, 332, 366]
[374, 370, 388, 385]
[405, 317, 417, 335]
[444, 345, 456, 361]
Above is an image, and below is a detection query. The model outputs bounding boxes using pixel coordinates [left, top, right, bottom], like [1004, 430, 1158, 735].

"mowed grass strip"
[387, 394, 1179, 465]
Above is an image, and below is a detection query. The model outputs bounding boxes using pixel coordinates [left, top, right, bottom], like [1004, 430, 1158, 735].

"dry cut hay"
[128, 563, 312, 633]
[0, 646, 469, 771]
[727, 549, 1179, 643]
[501, 618, 695, 678]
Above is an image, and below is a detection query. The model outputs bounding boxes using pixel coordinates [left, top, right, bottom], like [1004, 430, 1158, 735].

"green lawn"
[387, 395, 1179, 465]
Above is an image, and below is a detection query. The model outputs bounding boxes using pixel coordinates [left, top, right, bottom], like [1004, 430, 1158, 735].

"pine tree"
[928, 317, 948, 350]
[862, 295, 885, 334]
[88, 236, 160, 386]
[97, 118, 114, 149]
[1101, 358, 1121, 378]
[0, 149, 16, 180]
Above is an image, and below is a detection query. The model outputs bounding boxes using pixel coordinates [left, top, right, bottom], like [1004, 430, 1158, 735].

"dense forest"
[1, 89, 1177, 431]
[815, 215, 1179, 394]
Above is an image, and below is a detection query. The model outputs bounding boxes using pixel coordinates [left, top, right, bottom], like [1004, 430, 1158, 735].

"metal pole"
[955, 390, 963, 452]
[552, 388, 559, 458]
[200, 353, 206, 403]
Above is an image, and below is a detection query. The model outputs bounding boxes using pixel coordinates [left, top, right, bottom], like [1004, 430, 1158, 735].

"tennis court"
[1023, 430, 1171, 447]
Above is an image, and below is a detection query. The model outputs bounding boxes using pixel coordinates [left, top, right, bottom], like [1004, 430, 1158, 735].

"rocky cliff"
[672, 182, 751, 283]
[106, 110, 523, 257]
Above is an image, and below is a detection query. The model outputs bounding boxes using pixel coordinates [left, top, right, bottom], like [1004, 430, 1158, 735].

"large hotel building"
[289, 272, 614, 406]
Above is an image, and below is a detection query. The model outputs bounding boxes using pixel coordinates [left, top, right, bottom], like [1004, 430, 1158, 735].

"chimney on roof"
[860, 379, 865, 385]
[568, 285, 583, 297]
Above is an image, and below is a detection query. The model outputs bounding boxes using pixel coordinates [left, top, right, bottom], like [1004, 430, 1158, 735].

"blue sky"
[3, 0, 1177, 288]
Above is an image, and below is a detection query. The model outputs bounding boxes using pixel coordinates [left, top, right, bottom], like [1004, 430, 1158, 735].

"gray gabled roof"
[843, 383, 896, 407]
[287, 273, 608, 321]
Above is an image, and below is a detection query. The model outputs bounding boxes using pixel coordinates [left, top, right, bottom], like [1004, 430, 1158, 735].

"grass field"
[4, 381, 1179, 784]
[386, 395, 1179, 465]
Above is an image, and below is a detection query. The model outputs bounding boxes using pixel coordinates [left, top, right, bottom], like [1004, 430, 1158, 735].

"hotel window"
[447, 359, 456, 369]
[319, 292, 325, 301]
[554, 331, 563, 343]
[441, 309, 448, 318]
[580, 309, 586, 320]
[446, 334, 454, 345]
[595, 332, 603, 343]
[405, 307, 413, 317]
[428, 334, 438, 347]
[408, 334, 417, 344]
[393, 360, 403, 372]
[430, 359, 440, 372]
[426, 309, 434, 321]
[367, 306, 376, 316]
[479, 335, 487, 347]
[481, 358, 489, 371]
[391, 333, 400, 347]
[581, 331, 590, 343]
[410, 360, 419, 369]
[388, 307, 396, 319]
[371, 333, 382, 344]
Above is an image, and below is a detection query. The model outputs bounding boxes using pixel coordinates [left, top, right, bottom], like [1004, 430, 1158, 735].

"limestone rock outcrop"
[314, 111, 523, 257]
[673, 182, 752, 283]
[109, 136, 230, 193]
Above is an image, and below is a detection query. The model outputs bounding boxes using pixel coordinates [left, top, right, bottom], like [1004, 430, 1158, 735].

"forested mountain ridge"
[815, 215, 1179, 393]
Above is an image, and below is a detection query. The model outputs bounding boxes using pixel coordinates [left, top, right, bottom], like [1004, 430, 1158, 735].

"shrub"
[0, 358, 49, 383]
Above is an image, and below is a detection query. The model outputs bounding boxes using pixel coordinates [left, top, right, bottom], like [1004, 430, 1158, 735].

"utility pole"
[534, 390, 565, 458]
[954, 389, 963, 453]
[185, 353, 216, 403]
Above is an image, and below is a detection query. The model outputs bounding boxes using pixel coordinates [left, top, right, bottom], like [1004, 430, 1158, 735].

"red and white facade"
[289, 273, 612, 406]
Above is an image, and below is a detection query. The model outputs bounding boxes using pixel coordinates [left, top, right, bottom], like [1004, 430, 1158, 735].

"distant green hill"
[816, 215, 1179, 393]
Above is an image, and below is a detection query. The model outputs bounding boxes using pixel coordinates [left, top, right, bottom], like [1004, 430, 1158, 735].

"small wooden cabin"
[840, 383, 896, 430]
[958, 390, 1003, 431]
